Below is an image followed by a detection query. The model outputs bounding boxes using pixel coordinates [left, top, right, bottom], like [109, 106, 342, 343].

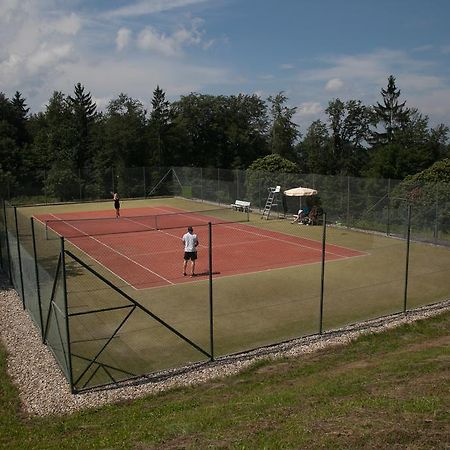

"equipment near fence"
[43, 207, 249, 239]
[261, 186, 281, 219]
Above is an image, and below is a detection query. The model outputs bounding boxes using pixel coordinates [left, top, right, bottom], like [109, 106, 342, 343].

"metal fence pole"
[31, 218, 44, 338]
[403, 205, 412, 313]
[200, 167, 203, 202]
[208, 222, 214, 361]
[434, 184, 439, 243]
[143, 167, 146, 198]
[0, 210, 3, 269]
[2, 201, 12, 283]
[14, 207, 26, 309]
[387, 178, 391, 236]
[61, 237, 75, 393]
[346, 176, 350, 227]
[319, 212, 327, 334]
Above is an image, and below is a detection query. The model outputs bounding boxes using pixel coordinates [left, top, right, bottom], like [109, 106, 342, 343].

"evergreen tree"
[67, 82, 97, 172]
[148, 85, 172, 166]
[11, 91, 30, 147]
[372, 75, 409, 144]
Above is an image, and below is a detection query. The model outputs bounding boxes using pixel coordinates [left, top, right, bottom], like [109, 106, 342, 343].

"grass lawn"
[1, 309, 449, 449]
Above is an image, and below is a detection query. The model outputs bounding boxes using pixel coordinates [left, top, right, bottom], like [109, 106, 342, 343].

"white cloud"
[325, 78, 344, 92]
[50, 13, 82, 35]
[116, 28, 132, 51]
[280, 63, 294, 70]
[137, 27, 179, 56]
[136, 20, 205, 57]
[298, 102, 322, 116]
[27, 43, 74, 74]
[104, 0, 209, 18]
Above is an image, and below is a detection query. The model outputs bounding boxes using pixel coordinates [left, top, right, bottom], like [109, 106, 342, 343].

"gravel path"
[1, 272, 449, 417]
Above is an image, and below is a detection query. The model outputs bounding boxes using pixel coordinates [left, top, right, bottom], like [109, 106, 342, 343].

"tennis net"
[43, 207, 250, 239]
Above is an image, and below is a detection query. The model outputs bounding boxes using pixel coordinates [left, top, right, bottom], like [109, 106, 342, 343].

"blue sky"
[2, 0, 450, 133]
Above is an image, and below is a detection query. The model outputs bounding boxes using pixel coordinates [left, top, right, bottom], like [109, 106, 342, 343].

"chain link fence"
[1, 167, 449, 392]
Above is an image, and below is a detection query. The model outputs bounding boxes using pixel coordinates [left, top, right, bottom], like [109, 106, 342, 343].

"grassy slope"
[1, 311, 449, 449]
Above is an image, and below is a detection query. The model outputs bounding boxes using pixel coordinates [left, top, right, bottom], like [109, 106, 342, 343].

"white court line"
[151, 206, 360, 258]
[46, 214, 174, 286]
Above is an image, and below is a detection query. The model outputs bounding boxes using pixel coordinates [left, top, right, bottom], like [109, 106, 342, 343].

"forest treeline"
[1, 75, 449, 198]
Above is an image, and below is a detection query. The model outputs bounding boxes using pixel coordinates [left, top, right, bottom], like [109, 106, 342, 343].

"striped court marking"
[46, 213, 174, 286]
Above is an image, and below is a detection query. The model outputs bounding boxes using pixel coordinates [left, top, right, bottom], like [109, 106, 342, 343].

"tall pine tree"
[67, 82, 97, 172]
[373, 75, 409, 144]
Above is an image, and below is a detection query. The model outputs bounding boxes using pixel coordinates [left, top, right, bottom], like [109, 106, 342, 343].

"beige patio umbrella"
[283, 186, 318, 211]
[283, 187, 318, 197]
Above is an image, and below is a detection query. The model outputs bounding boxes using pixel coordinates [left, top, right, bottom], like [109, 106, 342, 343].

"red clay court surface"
[36, 206, 366, 289]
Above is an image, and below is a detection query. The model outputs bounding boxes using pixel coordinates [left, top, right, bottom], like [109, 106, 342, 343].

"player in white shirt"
[182, 226, 199, 277]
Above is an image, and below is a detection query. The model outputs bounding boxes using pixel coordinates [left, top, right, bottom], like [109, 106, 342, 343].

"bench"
[231, 200, 251, 212]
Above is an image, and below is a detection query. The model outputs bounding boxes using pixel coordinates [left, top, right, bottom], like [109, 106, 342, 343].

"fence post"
[319, 212, 327, 334]
[434, 183, 439, 243]
[346, 176, 350, 227]
[387, 178, 391, 236]
[217, 168, 220, 205]
[403, 205, 412, 313]
[111, 167, 115, 194]
[200, 167, 203, 202]
[2, 201, 12, 283]
[0, 207, 3, 269]
[61, 237, 75, 393]
[31, 218, 44, 338]
[208, 222, 214, 361]
[143, 167, 146, 198]
[14, 207, 26, 309]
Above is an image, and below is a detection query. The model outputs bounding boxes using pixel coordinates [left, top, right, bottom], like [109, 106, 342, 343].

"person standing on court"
[113, 192, 120, 218]
[182, 226, 199, 277]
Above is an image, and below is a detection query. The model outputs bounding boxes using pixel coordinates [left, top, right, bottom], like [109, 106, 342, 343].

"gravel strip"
[1, 272, 449, 417]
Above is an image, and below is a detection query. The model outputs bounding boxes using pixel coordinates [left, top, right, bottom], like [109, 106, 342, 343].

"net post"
[208, 222, 214, 361]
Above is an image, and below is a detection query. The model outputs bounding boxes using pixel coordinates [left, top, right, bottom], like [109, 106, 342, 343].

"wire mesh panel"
[15, 209, 41, 329]
[4, 203, 22, 296]
[63, 222, 212, 390]
[406, 189, 450, 309]
[211, 217, 323, 356]
[322, 201, 409, 330]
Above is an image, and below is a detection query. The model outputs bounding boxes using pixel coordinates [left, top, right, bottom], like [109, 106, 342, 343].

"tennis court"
[36, 206, 365, 289]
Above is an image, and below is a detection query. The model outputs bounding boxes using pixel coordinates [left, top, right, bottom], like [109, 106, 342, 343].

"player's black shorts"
[184, 251, 197, 261]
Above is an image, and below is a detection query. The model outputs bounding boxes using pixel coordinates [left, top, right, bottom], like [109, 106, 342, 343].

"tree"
[0, 92, 21, 177]
[325, 98, 372, 175]
[67, 82, 97, 172]
[267, 92, 299, 160]
[171, 93, 269, 168]
[246, 154, 300, 209]
[11, 91, 30, 147]
[148, 85, 172, 166]
[297, 120, 332, 174]
[99, 93, 148, 168]
[372, 75, 409, 145]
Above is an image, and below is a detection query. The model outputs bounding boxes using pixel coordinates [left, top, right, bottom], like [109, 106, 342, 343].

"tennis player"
[182, 226, 198, 277]
[112, 192, 120, 218]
